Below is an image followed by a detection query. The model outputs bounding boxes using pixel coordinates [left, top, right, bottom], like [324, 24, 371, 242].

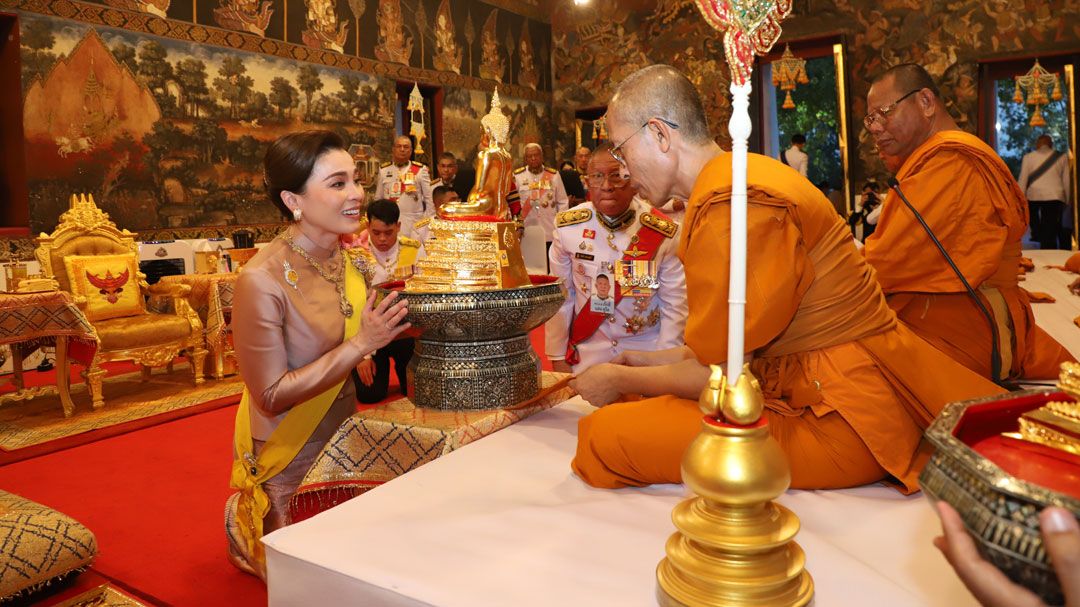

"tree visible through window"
[773, 56, 842, 190]
[994, 78, 1071, 178]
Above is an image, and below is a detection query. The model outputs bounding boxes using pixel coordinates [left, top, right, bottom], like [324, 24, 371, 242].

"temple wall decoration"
[551, 0, 1079, 185]
[443, 87, 552, 169]
[6, 0, 552, 234]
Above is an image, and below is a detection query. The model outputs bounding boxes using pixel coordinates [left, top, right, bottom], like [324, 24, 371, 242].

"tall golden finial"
[656, 364, 813, 606]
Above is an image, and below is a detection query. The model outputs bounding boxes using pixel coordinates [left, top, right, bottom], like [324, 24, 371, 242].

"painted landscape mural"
[20, 11, 395, 233]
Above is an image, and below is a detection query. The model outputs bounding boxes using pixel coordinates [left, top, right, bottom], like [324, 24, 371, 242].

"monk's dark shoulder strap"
[1028, 150, 1063, 186]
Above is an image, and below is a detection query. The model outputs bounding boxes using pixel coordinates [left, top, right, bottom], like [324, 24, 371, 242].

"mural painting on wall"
[19, 12, 395, 233]
[374, 0, 413, 65]
[478, 10, 505, 82]
[518, 25, 538, 91]
[302, 0, 349, 53]
[104, 0, 168, 19]
[432, 0, 463, 73]
[553, 0, 1079, 184]
[213, 0, 273, 36]
[442, 87, 551, 168]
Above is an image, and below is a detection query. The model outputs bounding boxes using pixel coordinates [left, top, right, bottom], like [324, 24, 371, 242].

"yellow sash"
[229, 252, 366, 570]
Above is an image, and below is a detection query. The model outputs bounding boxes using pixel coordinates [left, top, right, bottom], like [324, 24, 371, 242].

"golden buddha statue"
[440, 90, 513, 220]
[406, 88, 529, 292]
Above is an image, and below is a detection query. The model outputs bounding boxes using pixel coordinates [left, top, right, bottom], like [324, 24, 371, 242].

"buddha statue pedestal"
[406, 219, 529, 292]
[382, 87, 566, 411]
[379, 276, 564, 410]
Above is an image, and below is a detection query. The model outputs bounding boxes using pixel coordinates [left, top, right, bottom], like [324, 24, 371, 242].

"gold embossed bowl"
[920, 390, 1080, 605]
[373, 276, 566, 410]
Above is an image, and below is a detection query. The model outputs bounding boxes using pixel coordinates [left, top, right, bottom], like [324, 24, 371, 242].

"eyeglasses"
[863, 89, 921, 129]
[610, 117, 680, 164]
[587, 171, 632, 188]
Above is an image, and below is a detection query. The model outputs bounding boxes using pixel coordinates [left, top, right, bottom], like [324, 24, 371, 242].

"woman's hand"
[351, 291, 410, 356]
[934, 501, 1080, 607]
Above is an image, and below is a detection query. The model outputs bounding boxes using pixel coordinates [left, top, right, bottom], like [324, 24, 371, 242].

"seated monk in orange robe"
[862, 64, 1074, 381]
[569, 65, 1003, 492]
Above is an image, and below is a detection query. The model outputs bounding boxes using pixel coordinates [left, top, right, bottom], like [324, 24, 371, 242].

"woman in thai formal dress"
[226, 130, 410, 578]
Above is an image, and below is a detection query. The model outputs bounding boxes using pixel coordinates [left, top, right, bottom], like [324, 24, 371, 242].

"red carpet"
[0, 328, 552, 605]
[0, 359, 241, 466]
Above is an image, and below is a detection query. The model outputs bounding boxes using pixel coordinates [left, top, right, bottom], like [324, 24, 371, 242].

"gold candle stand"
[656, 364, 813, 606]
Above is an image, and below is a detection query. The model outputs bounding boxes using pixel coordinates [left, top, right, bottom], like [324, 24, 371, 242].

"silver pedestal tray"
[377, 277, 565, 410]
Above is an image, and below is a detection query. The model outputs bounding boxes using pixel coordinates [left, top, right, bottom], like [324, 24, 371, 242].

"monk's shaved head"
[871, 63, 941, 100]
[607, 65, 711, 145]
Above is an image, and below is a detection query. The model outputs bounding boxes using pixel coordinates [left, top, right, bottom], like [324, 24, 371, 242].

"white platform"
[263, 249, 1080, 607]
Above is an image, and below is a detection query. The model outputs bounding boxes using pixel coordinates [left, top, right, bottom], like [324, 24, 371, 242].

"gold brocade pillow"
[63, 253, 145, 322]
[0, 490, 97, 600]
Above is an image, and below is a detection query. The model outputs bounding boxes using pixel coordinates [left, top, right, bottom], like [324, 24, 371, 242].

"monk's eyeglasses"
[863, 89, 921, 130]
[587, 171, 632, 188]
[610, 117, 680, 164]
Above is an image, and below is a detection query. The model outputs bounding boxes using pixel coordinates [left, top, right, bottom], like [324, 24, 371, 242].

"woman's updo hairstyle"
[263, 130, 348, 219]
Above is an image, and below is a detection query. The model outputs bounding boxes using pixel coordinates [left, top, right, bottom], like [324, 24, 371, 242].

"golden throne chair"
[34, 194, 208, 410]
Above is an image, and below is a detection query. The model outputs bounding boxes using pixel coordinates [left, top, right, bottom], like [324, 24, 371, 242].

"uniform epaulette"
[381, 161, 392, 168]
[399, 236, 421, 248]
[411, 160, 424, 168]
[556, 208, 592, 227]
[640, 212, 678, 238]
[545, 166, 557, 174]
[413, 217, 431, 230]
[513, 166, 527, 175]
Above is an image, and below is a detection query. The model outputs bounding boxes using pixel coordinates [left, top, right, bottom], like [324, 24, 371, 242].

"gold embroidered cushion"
[0, 490, 97, 600]
[63, 253, 145, 322]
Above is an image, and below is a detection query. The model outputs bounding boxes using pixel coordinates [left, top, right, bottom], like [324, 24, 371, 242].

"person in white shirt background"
[1017, 134, 1073, 249]
[781, 133, 809, 177]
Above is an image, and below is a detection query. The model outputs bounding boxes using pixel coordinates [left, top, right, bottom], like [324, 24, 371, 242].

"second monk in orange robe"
[863, 64, 1074, 381]
[569, 65, 1003, 494]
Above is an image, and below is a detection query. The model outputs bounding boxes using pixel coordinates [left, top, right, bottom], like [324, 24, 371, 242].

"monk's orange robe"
[572, 154, 1003, 493]
[863, 131, 1074, 380]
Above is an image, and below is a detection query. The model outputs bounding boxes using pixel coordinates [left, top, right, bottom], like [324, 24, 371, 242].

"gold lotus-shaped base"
[657, 366, 813, 607]
[406, 219, 530, 293]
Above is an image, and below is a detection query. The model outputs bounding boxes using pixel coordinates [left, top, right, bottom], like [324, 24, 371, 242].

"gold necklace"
[281, 234, 354, 318]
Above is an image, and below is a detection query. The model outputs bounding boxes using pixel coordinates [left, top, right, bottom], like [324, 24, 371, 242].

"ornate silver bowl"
[376, 277, 565, 410]
[920, 390, 1080, 605]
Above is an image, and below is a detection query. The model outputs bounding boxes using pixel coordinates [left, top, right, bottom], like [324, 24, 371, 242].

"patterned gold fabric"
[288, 372, 574, 520]
[154, 273, 237, 348]
[0, 291, 96, 347]
[95, 313, 193, 350]
[0, 490, 97, 600]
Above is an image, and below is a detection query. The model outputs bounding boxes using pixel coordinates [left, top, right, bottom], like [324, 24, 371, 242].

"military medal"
[283, 260, 299, 289]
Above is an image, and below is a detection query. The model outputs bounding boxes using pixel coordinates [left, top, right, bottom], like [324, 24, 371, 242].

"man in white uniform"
[353, 199, 422, 403]
[374, 136, 433, 238]
[514, 143, 570, 266]
[546, 144, 687, 374]
[1018, 134, 1073, 249]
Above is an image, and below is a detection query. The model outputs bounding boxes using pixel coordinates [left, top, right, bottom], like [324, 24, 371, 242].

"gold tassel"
[1013, 79, 1024, 104]
[782, 90, 796, 109]
[1030, 105, 1047, 127]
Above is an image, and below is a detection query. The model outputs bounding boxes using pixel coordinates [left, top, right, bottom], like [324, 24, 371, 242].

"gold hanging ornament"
[1015, 60, 1063, 128]
[771, 44, 808, 110]
[407, 82, 427, 154]
[593, 116, 607, 141]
